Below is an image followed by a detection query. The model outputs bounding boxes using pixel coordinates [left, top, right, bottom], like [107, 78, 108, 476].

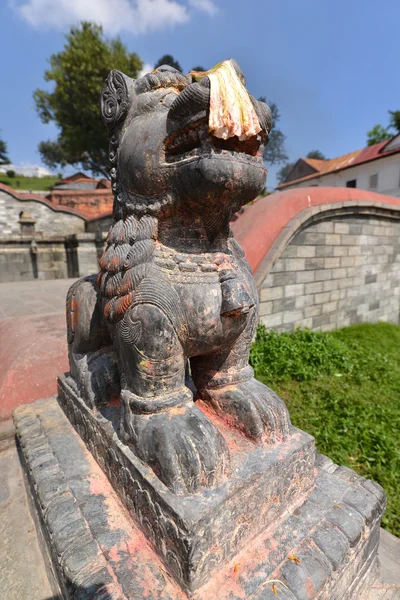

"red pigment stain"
[305, 576, 315, 597]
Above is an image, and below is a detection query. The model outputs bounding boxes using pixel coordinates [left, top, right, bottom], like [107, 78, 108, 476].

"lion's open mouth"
[164, 120, 265, 164]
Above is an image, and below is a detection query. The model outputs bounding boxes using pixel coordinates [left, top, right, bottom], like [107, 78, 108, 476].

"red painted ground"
[0, 314, 68, 420]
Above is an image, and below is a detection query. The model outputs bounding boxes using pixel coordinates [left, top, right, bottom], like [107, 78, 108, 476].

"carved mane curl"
[98, 68, 190, 323]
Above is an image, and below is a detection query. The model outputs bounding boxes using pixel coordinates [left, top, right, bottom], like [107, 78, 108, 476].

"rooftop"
[278, 134, 400, 189]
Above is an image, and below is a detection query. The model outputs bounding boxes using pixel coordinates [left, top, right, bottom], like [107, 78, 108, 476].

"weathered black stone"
[14, 398, 387, 599]
[326, 504, 365, 547]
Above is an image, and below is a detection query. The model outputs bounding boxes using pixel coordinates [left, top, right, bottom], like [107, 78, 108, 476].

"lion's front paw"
[198, 378, 292, 444]
[128, 402, 229, 495]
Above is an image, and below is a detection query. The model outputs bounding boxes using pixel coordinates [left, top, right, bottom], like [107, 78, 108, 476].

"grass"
[0, 175, 58, 191]
[250, 322, 400, 536]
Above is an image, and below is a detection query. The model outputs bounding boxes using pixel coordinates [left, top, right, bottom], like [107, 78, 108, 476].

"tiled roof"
[278, 136, 400, 189]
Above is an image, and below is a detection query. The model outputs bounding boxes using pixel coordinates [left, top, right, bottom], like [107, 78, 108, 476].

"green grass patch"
[0, 175, 58, 191]
[250, 322, 400, 536]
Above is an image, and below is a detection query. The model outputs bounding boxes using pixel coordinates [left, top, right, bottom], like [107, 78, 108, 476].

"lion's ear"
[101, 69, 133, 132]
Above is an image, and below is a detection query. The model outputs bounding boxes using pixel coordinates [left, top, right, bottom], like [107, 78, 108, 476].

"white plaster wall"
[284, 155, 400, 197]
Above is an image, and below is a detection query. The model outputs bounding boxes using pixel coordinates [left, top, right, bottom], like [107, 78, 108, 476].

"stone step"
[12, 397, 390, 599]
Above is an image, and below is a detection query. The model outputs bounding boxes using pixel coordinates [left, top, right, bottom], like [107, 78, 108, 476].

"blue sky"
[0, 0, 399, 187]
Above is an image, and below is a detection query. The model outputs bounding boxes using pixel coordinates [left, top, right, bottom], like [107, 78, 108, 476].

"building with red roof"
[277, 134, 400, 197]
[47, 171, 113, 218]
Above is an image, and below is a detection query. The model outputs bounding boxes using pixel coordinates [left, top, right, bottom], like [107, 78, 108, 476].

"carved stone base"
[14, 396, 386, 599]
[57, 373, 315, 592]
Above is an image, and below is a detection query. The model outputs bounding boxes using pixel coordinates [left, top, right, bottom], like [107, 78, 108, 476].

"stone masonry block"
[261, 312, 283, 327]
[295, 317, 313, 329]
[295, 295, 315, 309]
[273, 271, 296, 286]
[305, 257, 325, 270]
[302, 232, 326, 245]
[341, 234, 361, 245]
[296, 270, 315, 284]
[334, 222, 350, 234]
[314, 221, 335, 233]
[313, 314, 330, 328]
[260, 286, 283, 302]
[259, 301, 273, 316]
[305, 305, 322, 318]
[315, 269, 332, 281]
[316, 246, 334, 257]
[314, 292, 331, 304]
[325, 257, 341, 269]
[323, 279, 339, 292]
[296, 246, 316, 258]
[273, 298, 296, 312]
[284, 283, 304, 297]
[332, 268, 347, 279]
[283, 309, 304, 324]
[283, 258, 305, 271]
[322, 300, 338, 314]
[325, 234, 341, 245]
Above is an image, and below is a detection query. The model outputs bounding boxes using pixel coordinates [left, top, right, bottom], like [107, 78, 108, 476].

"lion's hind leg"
[67, 275, 120, 408]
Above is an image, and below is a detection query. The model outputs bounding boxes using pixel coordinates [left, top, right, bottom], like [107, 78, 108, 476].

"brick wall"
[47, 189, 113, 219]
[259, 215, 400, 332]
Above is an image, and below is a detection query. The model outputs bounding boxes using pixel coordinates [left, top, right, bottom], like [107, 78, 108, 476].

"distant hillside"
[0, 175, 58, 192]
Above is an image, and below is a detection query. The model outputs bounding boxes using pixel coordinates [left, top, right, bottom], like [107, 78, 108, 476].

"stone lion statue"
[66, 61, 291, 495]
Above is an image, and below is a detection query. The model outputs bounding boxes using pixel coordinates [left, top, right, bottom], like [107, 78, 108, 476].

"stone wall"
[0, 234, 105, 283]
[0, 237, 68, 282]
[259, 214, 400, 332]
[86, 213, 113, 234]
[0, 185, 85, 236]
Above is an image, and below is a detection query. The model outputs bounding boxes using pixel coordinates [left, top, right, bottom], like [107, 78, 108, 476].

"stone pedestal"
[14, 388, 386, 600]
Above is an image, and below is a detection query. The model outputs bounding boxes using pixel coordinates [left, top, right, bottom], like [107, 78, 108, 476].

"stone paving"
[0, 432, 59, 599]
[0, 277, 76, 320]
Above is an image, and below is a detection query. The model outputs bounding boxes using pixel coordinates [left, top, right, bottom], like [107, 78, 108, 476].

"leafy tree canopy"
[191, 65, 206, 72]
[154, 54, 182, 72]
[258, 97, 288, 166]
[389, 110, 400, 133]
[0, 134, 10, 166]
[367, 124, 392, 147]
[366, 110, 400, 147]
[277, 162, 295, 184]
[34, 22, 142, 177]
[306, 150, 327, 160]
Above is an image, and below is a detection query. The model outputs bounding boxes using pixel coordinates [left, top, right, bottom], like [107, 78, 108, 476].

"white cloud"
[13, 0, 192, 34]
[138, 62, 154, 78]
[188, 0, 218, 16]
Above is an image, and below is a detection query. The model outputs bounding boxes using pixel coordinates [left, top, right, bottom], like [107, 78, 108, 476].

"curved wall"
[232, 188, 400, 331]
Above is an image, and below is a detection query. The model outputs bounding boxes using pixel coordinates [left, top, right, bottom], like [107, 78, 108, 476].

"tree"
[191, 65, 206, 72]
[389, 110, 400, 133]
[277, 162, 295, 184]
[0, 135, 10, 166]
[366, 110, 400, 147]
[306, 150, 327, 160]
[367, 124, 392, 146]
[258, 97, 288, 165]
[34, 22, 142, 177]
[154, 54, 182, 72]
